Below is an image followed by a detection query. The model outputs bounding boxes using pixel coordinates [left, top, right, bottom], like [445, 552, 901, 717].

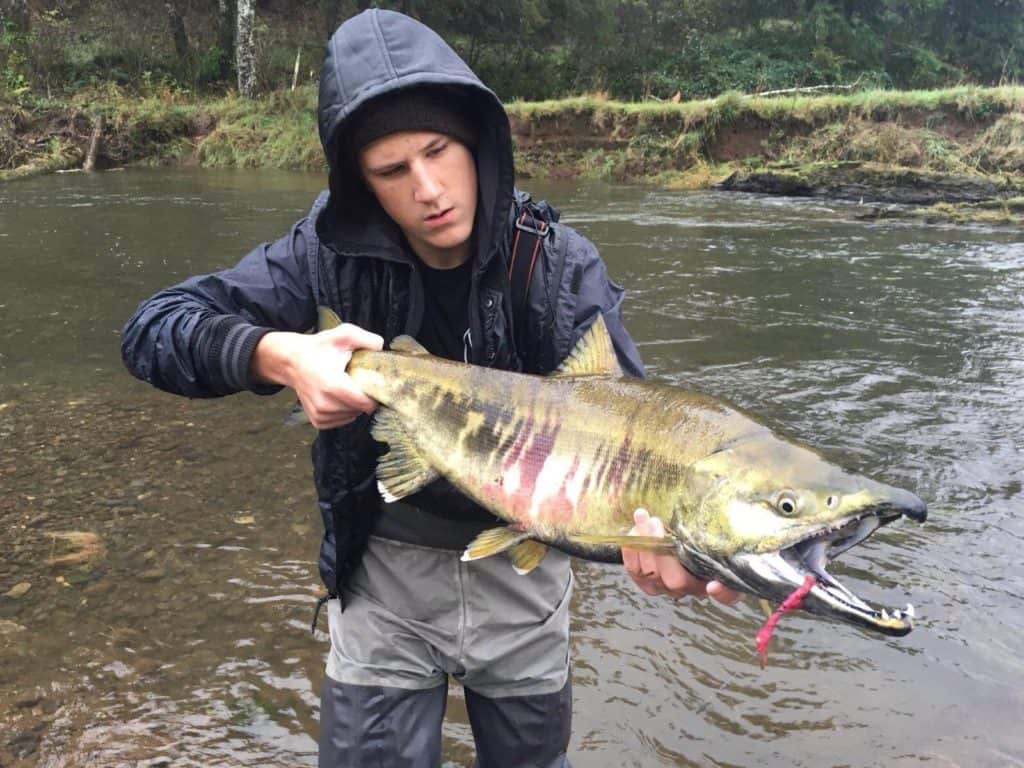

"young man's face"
[358, 130, 477, 269]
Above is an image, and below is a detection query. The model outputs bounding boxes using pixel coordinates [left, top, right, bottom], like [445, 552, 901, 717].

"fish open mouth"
[775, 504, 923, 636]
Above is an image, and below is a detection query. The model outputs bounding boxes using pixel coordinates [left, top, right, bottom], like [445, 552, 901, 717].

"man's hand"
[622, 508, 741, 604]
[251, 324, 384, 429]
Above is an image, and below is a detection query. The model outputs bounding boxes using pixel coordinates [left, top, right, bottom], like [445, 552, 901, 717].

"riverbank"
[2, 85, 1023, 223]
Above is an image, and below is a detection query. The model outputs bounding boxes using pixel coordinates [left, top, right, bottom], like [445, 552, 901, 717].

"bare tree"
[236, 0, 256, 98]
[163, 0, 189, 62]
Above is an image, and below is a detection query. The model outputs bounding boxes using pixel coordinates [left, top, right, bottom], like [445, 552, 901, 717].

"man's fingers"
[635, 580, 663, 596]
[624, 508, 740, 605]
[622, 546, 641, 576]
[636, 548, 660, 579]
[325, 323, 384, 352]
[707, 580, 742, 605]
[336, 377, 378, 413]
[659, 562, 699, 597]
[632, 508, 651, 528]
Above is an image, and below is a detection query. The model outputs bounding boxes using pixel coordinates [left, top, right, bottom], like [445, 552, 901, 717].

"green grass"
[914, 198, 1024, 225]
[3, 84, 1022, 188]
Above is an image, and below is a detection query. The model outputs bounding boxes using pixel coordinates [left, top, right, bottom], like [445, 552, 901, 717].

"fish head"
[672, 435, 927, 636]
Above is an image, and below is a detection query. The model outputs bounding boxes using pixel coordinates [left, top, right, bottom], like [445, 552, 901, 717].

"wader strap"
[311, 593, 331, 633]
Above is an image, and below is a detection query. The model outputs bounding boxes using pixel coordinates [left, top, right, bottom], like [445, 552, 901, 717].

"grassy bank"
[2, 84, 1023, 221]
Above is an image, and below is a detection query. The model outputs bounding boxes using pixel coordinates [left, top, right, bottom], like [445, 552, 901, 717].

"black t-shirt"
[415, 257, 473, 361]
[375, 254, 502, 545]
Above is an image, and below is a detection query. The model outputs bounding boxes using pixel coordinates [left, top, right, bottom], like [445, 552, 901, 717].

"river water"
[1, 169, 1022, 767]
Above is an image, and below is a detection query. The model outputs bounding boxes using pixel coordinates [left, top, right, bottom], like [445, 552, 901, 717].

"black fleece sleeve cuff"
[194, 315, 281, 396]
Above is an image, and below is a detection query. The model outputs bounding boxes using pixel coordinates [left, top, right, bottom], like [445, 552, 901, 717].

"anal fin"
[462, 526, 529, 562]
[372, 409, 439, 502]
[509, 540, 548, 575]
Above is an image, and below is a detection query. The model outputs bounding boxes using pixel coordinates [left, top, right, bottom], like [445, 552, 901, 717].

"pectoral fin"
[372, 410, 439, 502]
[567, 533, 676, 552]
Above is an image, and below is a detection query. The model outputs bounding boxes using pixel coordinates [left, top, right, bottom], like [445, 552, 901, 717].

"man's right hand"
[251, 324, 384, 429]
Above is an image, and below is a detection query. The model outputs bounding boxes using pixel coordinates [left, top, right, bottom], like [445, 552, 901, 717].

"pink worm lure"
[755, 574, 816, 669]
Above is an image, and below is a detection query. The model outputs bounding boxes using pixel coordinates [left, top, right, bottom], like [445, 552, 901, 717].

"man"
[122, 9, 737, 767]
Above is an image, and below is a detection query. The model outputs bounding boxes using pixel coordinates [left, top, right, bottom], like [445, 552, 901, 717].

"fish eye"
[774, 490, 800, 516]
[826, 495, 840, 509]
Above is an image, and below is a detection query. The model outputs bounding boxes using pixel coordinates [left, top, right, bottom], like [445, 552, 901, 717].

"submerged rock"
[3, 582, 31, 599]
[0, 619, 27, 634]
[715, 162, 1023, 207]
[46, 531, 106, 567]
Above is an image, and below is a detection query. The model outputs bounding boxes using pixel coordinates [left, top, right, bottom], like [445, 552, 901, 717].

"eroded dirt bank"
[3, 86, 1023, 223]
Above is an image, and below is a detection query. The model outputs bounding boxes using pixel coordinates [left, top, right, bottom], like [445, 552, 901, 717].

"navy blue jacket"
[122, 9, 643, 595]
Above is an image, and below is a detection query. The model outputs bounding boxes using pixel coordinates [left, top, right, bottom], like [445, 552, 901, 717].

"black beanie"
[345, 87, 479, 154]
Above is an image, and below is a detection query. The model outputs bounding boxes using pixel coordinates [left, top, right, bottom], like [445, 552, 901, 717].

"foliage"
[5, 1, 1024, 103]
[0, 19, 30, 100]
[4, 84, 1022, 188]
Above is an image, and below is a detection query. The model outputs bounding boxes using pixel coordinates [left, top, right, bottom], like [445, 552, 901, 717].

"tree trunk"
[291, 48, 301, 90]
[320, 0, 345, 38]
[217, 0, 235, 77]
[5, 0, 30, 33]
[236, 0, 256, 99]
[8, 0, 29, 31]
[84, 114, 105, 172]
[163, 1, 189, 63]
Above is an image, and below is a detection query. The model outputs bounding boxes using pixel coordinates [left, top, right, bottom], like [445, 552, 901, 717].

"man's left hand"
[622, 508, 741, 604]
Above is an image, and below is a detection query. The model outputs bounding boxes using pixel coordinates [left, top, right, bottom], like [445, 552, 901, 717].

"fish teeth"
[880, 609, 890, 620]
[905, 603, 916, 618]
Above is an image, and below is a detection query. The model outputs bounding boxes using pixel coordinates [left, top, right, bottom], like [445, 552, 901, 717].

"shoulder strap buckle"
[513, 210, 550, 238]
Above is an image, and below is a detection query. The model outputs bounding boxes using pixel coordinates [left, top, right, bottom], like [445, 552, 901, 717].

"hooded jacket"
[121, 9, 643, 597]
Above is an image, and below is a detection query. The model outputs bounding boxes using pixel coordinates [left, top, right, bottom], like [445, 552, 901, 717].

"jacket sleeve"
[121, 214, 318, 398]
[564, 228, 646, 378]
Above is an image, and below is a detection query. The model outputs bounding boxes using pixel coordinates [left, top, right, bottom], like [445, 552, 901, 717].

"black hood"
[317, 9, 515, 271]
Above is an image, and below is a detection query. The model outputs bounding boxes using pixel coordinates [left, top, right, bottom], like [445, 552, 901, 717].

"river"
[1, 169, 1022, 767]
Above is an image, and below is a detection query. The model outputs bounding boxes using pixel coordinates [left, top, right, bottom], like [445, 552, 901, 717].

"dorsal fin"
[390, 335, 429, 355]
[555, 314, 623, 377]
[317, 306, 342, 331]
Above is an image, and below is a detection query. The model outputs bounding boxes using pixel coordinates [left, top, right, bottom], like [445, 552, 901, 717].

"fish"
[314, 307, 927, 638]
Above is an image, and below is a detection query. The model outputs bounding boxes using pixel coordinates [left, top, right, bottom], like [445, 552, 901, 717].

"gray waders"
[318, 536, 574, 767]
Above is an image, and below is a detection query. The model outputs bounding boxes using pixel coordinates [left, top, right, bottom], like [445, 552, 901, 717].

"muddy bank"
[2, 85, 1022, 221]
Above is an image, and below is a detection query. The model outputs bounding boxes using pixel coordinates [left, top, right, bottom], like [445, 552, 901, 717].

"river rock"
[138, 568, 165, 582]
[0, 619, 27, 634]
[4, 582, 31, 599]
[46, 531, 105, 567]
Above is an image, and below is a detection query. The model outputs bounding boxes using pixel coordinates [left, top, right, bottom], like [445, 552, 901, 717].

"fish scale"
[355, 351, 672, 537]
